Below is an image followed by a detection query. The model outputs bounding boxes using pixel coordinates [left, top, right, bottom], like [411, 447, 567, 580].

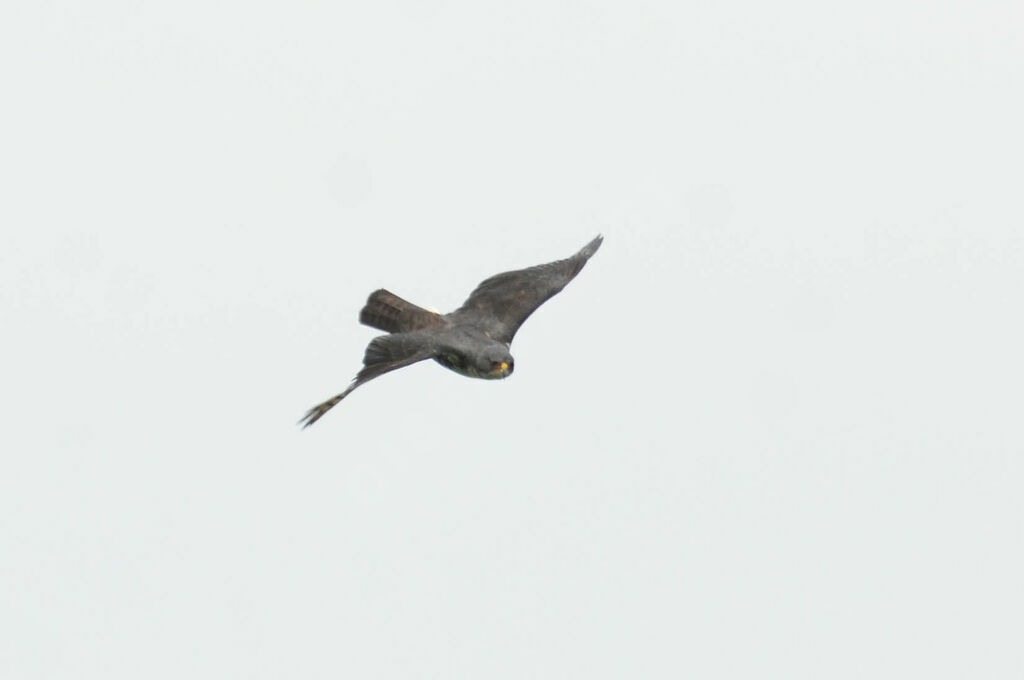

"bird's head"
[478, 346, 514, 379]
[435, 344, 514, 380]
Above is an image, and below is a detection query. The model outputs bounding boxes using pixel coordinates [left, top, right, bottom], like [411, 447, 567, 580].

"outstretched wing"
[299, 331, 436, 428]
[451, 235, 603, 344]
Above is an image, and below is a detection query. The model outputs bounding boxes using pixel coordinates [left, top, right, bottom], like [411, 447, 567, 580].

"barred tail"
[359, 289, 444, 333]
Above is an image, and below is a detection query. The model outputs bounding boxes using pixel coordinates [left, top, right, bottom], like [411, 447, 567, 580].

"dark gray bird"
[300, 235, 603, 427]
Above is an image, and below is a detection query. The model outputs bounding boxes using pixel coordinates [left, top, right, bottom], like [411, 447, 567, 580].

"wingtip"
[297, 389, 347, 429]
[297, 408, 321, 429]
[577, 234, 603, 260]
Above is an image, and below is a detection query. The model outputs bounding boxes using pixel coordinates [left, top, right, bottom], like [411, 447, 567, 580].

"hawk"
[300, 235, 603, 427]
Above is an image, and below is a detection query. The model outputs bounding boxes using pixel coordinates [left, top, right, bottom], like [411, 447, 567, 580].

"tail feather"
[359, 289, 445, 333]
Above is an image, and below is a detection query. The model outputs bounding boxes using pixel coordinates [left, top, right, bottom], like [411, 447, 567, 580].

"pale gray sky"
[2, 1, 1022, 678]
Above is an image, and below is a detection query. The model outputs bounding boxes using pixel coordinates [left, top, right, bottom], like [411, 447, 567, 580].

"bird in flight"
[300, 235, 603, 428]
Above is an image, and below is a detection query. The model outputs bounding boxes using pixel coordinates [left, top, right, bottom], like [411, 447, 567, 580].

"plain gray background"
[2, 1, 1022, 677]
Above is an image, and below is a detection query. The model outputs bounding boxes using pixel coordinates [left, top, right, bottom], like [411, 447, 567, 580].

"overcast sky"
[2, 1, 1022, 678]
